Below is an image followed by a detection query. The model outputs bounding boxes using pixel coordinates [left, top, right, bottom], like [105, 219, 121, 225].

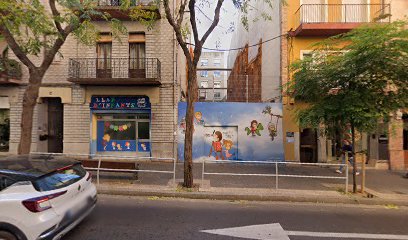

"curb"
[96, 187, 408, 207]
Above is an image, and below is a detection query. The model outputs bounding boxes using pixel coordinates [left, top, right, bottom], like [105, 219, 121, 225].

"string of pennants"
[104, 122, 132, 132]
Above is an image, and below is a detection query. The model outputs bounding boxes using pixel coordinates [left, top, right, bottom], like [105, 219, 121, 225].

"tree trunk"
[18, 70, 43, 154]
[183, 63, 198, 188]
[351, 123, 357, 193]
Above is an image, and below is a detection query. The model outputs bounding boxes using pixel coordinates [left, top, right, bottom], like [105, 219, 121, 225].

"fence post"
[275, 161, 279, 190]
[345, 161, 349, 193]
[97, 157, 102, 186]
[246, 74, 249, 103]
[202, 159, 205, 186]
[361, 154, 366, 193]
[173, 158, 176, 185]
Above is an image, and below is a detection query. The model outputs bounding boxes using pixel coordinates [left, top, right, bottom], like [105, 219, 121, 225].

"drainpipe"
[172, 0, 178, 161]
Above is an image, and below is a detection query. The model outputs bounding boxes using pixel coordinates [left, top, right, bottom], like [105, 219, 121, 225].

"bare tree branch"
[49, 0, 64, 35]
[188, 0, 200, 48]
[163, 0, 192, 66]
[0, 25, 36, 69]
[200, 0, 223, 46]
[176, 0, 187, 27]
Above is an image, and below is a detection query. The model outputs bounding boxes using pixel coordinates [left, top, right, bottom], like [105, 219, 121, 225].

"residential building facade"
[197, 52, 227, 102]
[282, 0, 407, 170]
[0, 1, 179, 159]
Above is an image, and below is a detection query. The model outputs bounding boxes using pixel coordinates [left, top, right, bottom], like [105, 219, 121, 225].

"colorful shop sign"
[90, 96, 150, 110]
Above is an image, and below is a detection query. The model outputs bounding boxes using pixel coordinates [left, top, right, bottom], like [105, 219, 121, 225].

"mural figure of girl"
[209, 131, 224, 160]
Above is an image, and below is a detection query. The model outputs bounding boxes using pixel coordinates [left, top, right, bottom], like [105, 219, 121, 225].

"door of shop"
[47, 98, 63, 153]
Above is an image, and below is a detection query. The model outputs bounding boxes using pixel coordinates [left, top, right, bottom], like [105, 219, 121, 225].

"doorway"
[300, 128, 318, 163]
[47, 98, 63, 153]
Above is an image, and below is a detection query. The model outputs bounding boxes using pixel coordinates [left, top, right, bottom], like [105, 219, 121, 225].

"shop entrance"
[47, 98, 63, 153]
[90, 96, 151, 157]
[96, 114, 150, 156]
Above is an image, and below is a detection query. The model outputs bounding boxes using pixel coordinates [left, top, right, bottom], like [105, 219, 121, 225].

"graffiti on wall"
[177, 102, 284, 161]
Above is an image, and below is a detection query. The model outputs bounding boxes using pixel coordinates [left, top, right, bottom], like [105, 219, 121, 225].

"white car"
[0, 155, 97, 240]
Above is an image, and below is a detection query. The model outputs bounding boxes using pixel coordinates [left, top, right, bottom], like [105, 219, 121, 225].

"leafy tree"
[0, 0, 125, 154]
[287, 21, 408, 193]
[131, 0, 279, 188]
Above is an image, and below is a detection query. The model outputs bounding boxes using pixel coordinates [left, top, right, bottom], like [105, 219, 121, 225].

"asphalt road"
[64, 195, 408, 240]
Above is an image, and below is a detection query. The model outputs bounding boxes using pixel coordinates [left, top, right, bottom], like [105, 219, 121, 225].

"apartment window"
[213, 59, 221, 66]
[96, 33, 112, 78]
[214, 81, 221, 88]
[201, 59, 208, 66]
[200, 81, 208, 88]
[200, 71, 208, 77]
[129, 33, 146, 74]
[213, 71, 221, 78]
[214, 91, 221, 99]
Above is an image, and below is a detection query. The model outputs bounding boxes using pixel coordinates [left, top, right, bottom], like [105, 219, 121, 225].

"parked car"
[0, 155, 97, 240]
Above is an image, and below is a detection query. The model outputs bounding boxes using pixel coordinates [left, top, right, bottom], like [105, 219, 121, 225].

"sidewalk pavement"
[92, 162, 408, 206]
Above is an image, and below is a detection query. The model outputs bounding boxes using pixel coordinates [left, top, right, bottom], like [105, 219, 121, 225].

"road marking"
[202, 223, 290, 240]
[201, 223, 408, 240]
[287, 231, 408, 239]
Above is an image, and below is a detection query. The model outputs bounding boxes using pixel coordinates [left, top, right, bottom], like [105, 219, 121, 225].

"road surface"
[64, 194, 408, 240]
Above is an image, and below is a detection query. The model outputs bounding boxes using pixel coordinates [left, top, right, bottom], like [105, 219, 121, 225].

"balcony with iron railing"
[93, 0, 160, 20]
[289, 4, 391, 37]
[0, 58, 22, 85]
[68, 58, 161, 85]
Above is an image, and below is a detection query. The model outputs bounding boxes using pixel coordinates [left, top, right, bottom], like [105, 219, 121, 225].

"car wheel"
[0, 231, 17, 240]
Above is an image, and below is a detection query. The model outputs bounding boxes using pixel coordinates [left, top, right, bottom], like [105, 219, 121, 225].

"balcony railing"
[295, 4, 390, 25]
[0, 58, 22, 84]
[291, 4, 390, 36]
[68, 58, 161, 85]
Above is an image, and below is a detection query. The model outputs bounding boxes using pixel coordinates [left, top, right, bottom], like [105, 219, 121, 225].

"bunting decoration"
[105, 122, 132, 132]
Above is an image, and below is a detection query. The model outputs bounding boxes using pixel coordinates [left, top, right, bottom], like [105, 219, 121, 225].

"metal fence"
[30, 152, 176, 185]
[201, 160, 349, 192]
[195, 74, 279, 103]
[294, 4, 391, 26]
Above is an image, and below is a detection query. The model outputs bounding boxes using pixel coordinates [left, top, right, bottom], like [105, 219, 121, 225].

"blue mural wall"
[178, 102, 284, 161]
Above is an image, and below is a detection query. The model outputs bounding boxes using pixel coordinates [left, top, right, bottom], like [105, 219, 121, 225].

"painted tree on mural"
[287, 21, 408, 193]
[131, 0, 280, 188]
[0, 0, 126, 154]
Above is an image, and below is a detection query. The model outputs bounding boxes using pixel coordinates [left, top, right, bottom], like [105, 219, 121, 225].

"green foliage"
[0, 58, 22, 79]
[288, 21, 408, 136]
[129, 4, 160, 31]
[0, 0, 127, 55]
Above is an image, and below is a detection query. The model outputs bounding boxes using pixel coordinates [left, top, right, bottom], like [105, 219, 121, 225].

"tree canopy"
[288, 20, 408, 136]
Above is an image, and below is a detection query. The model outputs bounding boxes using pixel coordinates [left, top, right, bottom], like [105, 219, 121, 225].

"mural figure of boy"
[209, 131, 224, 160]
[194, 111, 205, 125]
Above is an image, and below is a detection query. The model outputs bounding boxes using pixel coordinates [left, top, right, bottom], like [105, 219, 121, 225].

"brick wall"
[227, 42, 262, 102]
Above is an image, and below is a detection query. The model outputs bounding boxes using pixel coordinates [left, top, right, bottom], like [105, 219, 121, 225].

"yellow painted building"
[281, 0, 391, 163]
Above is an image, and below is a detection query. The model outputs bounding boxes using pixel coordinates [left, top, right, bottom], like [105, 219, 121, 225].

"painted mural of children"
[179, 117, 186, 134]
[209, 131, 224, 160]
[194, 111, 205, 125]
[102, 133, 111, 150]
[117, 144, 122, 151]
[112, 142, 116, 150]
[141, 143, 147, 151]
[125, 141, 131, 150]
[245, 120, 264, 136]
[222, 139, 233, 159]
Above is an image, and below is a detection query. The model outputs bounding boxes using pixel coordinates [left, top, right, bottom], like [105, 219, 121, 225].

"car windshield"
[33, 164, 86, 191]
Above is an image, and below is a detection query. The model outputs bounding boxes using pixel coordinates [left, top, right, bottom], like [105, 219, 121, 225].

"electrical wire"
[186, 33, 288, 52]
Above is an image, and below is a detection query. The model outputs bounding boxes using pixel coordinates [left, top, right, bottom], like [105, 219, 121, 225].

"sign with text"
[90, 96, 150, 110]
